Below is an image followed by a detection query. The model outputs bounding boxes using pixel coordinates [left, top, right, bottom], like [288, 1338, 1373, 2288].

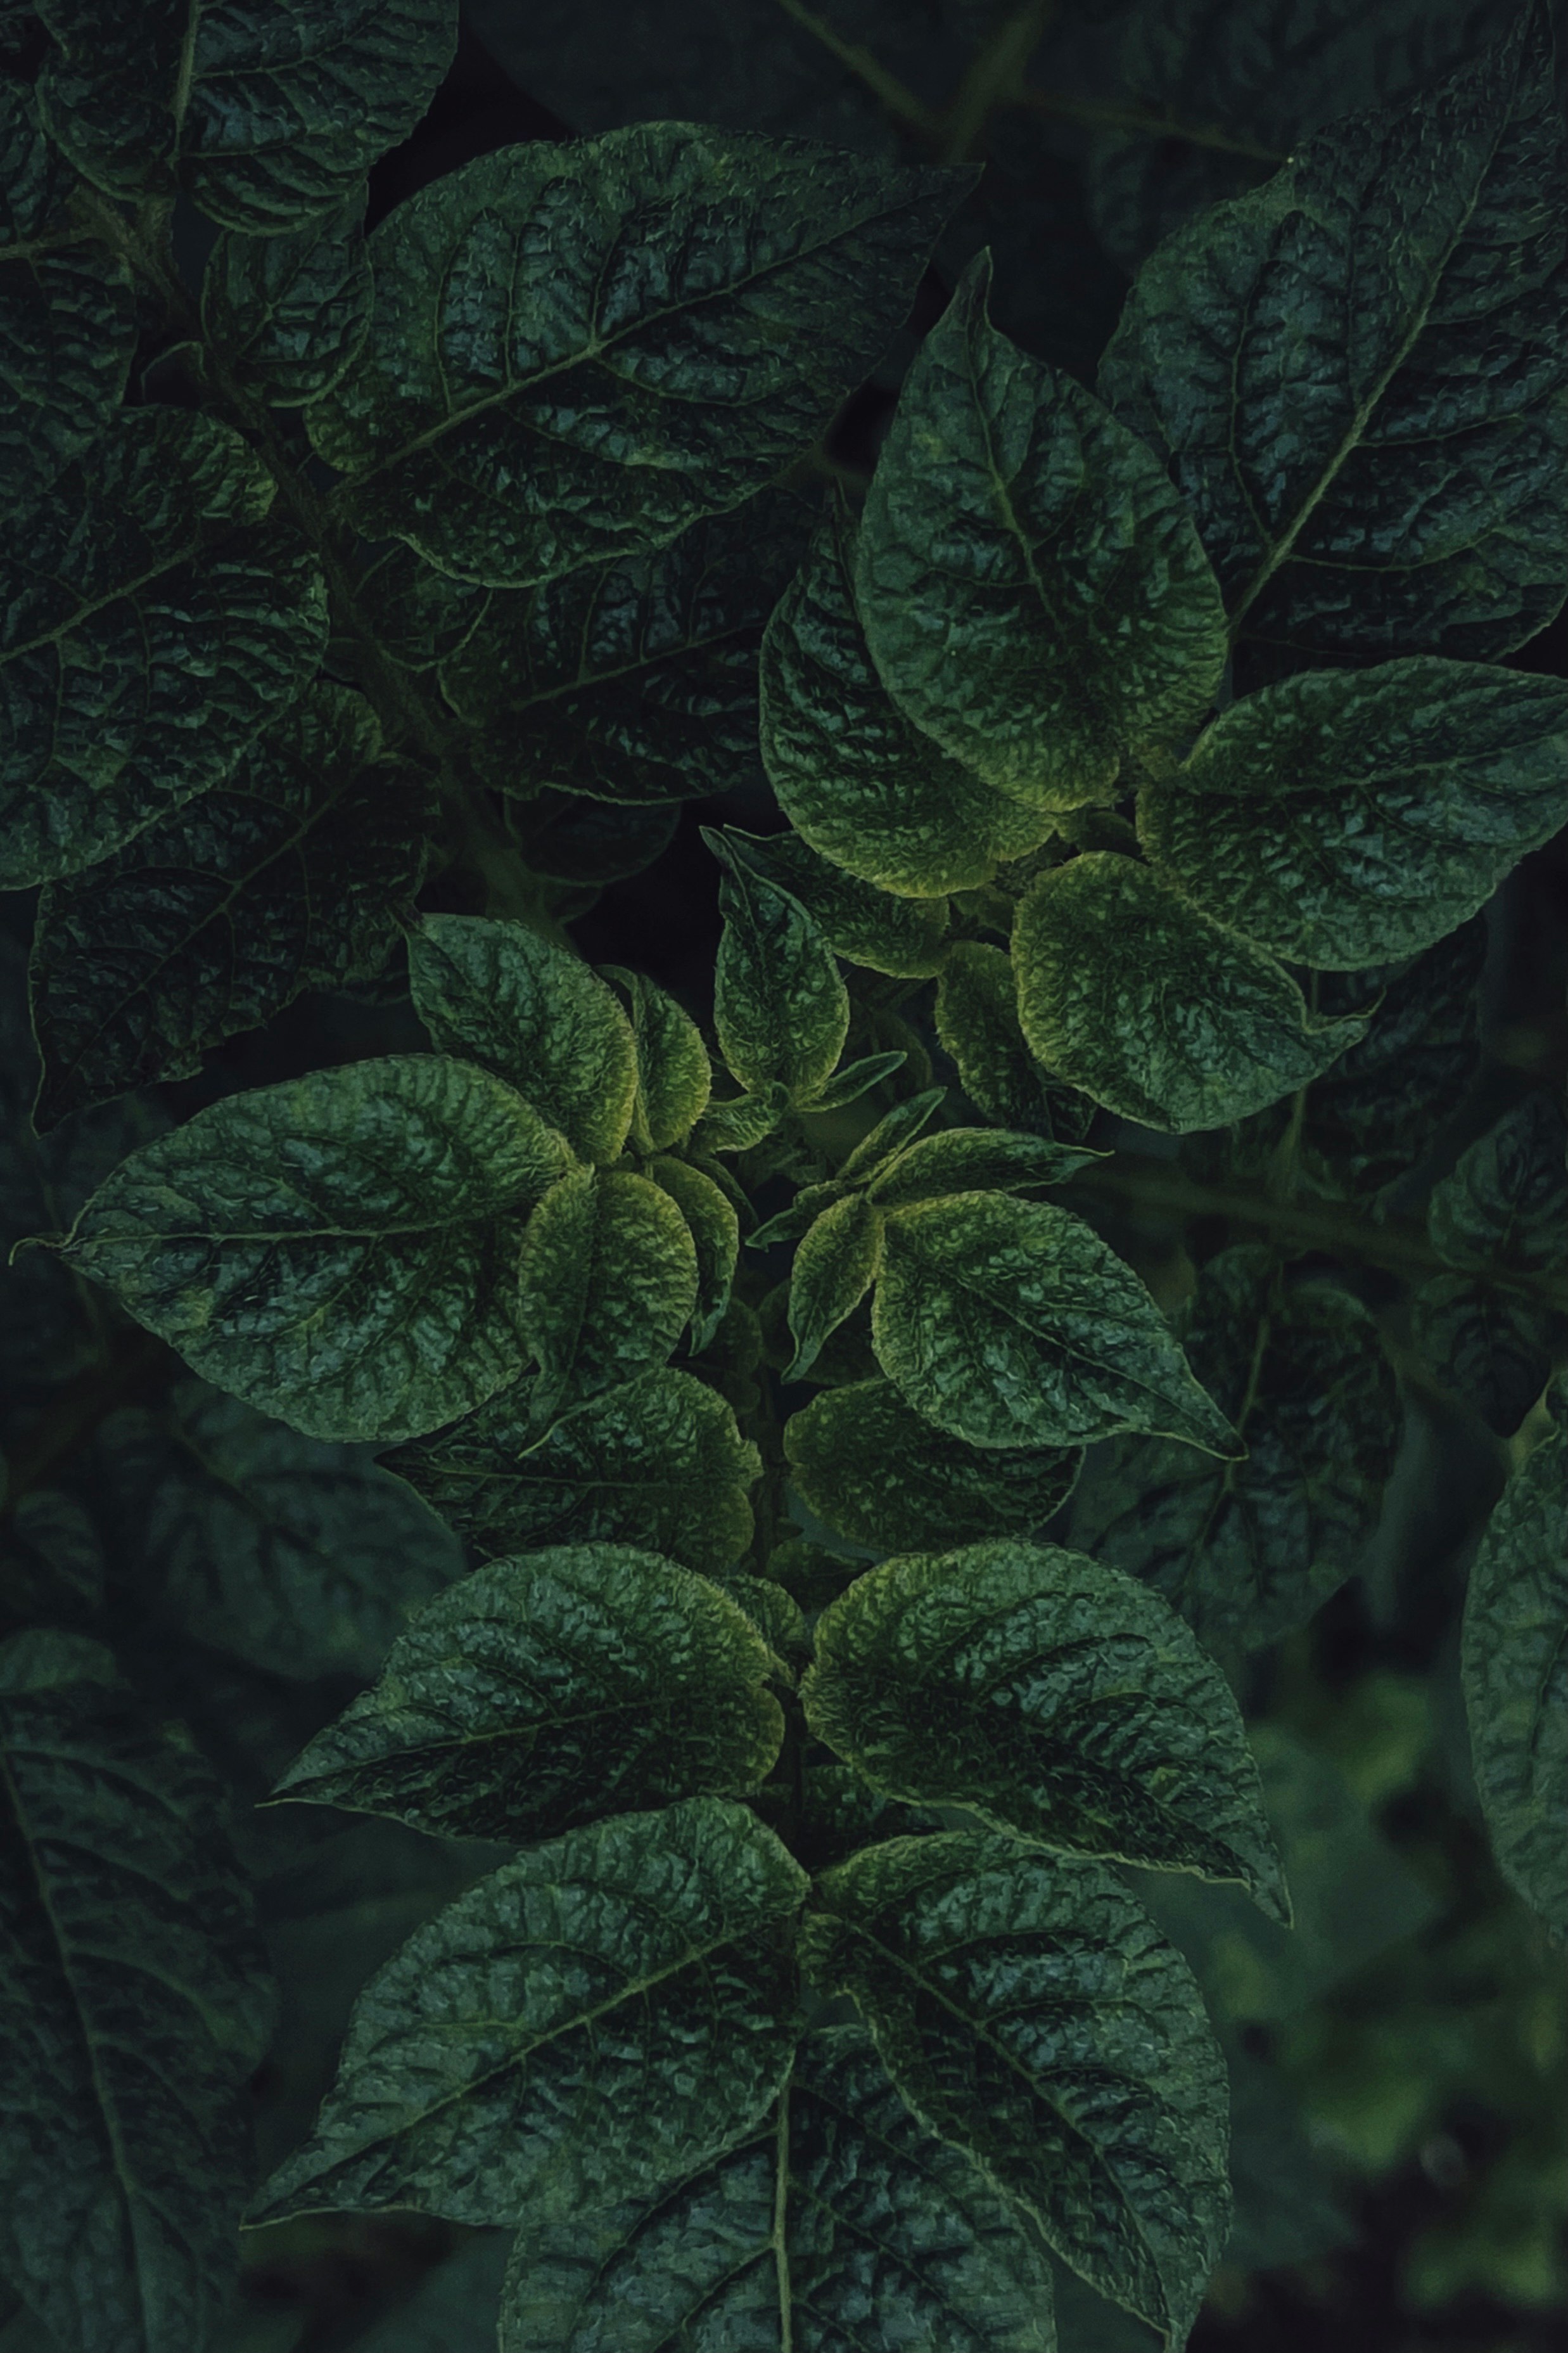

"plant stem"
[773, 0, 942, 141]
[938, 1, 1057, 164]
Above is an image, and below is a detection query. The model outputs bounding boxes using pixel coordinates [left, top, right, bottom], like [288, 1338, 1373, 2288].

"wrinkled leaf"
[786, 1192, 885, 1383]
[711, 840, 850, 1103]
[1427, 1089, 1568, 1275]
[645, 1153, 738, 1352]
[601, 967, 711, 1153]
[509, 793, 679, 888]
[936, 940, 1097, 1143]
[518, 1165, 698, 1425]
[714, 823, 950, 977]
[867, 1125, 1099, 1209]
[1411, 1273, 1559, 1439]
[200, 191, 373, 407]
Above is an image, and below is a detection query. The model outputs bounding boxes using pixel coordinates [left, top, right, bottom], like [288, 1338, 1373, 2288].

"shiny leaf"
[866, 1125, 1100, 1209]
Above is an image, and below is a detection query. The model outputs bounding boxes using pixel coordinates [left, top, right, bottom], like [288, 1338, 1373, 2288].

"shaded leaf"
[518, 1165, 698, 1425]
[1427, 1089, 1568, 1274]
[645, 1153, 738, 1352]
[936, 941, 1097, 1143]
[200, 191, 373, 407]
[507, 793, 679, 888]
[715, 823, 950, 977]
[354, 2234, 510, 2353]
[711, 840, 850, 1103]
[1410, 1273, 1559, 1439]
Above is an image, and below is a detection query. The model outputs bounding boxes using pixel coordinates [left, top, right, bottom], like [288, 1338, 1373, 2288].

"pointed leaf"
[711, 842, 850, 1103]
[645, 1153, 738, 1352]
[200, 191, 373, 407]
[716, 824, 949, 978]
[867, 1126, 1100, 1209]
[518, 1165, 698, 1424]
[787, 1193, 884, 1382]
[838, 1086, 948, 1183]
[936, 941, 1097, 1143]
[601, 967, 711, 1153]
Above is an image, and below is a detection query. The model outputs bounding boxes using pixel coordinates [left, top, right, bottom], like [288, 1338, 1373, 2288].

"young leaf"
[1462, 1390, 1567, 1939]
[1138, 663, 1568, 968]
[0, 1632, 276, 2353]
[518, 1165, 699, 1424]
[1014, 854, 1371, 1131]
[1427, 1089, 1568, 1276]
[269, 1543, 784, 1840]
[29, 683, 433, 1127]
[0, 406, 328, 886]
[800, 1832, 1231, 2346]
[408, 914, 638, 1165]
[936, 940, 1097, 1143]
[786, 1376, 1082, 1553]
[856, 252, 1228, 811]
[836, 1085, 948, 1183]
[248, 1797, 807, 2225]
[644, 1153, 738, 1352]
[866, 1125, 1100, 1209]
[760, 503, 1054, 897]
[307, 125, 968, 586]
[499, 2025, 1056, 2353]
[872, 1191, 1242, 1454]
[200, 189, 373, 407]
[35, 0, 457, 230]
[805, 1536, 1287, 1916]
[1411, 1274, 1559, 1440]
[713, 824, 950, 977]
[53, 1054, 571, 1444]
[1099, 4, 1568, 672]
[601, 966, 712, 1153]
[786, 1193, 884, 1382]
[711, 839, 850, 1103]
[689, 1082, 789, 1156]
[803, 1049, 908, 1111]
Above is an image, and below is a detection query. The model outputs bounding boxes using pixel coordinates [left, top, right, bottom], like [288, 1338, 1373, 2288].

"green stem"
[1010, 89, 1283, 162]
[772, 0, 942, 140]
[938, 0, 1057, 164]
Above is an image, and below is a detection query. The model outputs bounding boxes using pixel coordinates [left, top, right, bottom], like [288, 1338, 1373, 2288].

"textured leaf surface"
[867, 1125, 1099, 1209]
[714, 823, 950, 977]
[0, 1632, 275, 2353]
[384, 1366, 759, 1577]
[856, 253, 1227, 811]
[307, 125, 965, 585]
[1462, 1394, 1567, 1939]
[271, 1544, 784, 1840]
[1099, 8, 1568, 672]
[787, 1193, 884, 1381]
[30, 683, 431, 1126]
[872, 1191, 1240, 1454]
[645, 1153, 738, 1352]
[409, 915, 637, 1164]
[801, 1832, 1230, 2344]
[56, 1055, 570, 1444]
[712, 845, 849, 1102]
[1411, 1274, 1559, 1440]
[604, 968, 711, 1153]
[518, 1166, 698, 1424]
[1014, 855, 1370, 1132]
[250, 1797, 806, 2225]
[1071, 1248, 1402, 1650]
[1139, 664, 1568, 968]
[0, 406, 327, 886]
[500, 2024, 1057, 2353]
[200, 192, 373, 407]
[805, 1537, 1287, 1916]
[936, 941, 1097, 1143]
[1427, 1089, 1568, 1276]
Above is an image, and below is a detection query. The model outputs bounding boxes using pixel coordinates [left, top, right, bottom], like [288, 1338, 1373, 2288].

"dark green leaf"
[200, 191, 373, 407]
[54, 1054, 571, 1444]
[1014, 854, 1370, 1132]
[715, 824, 950, 977]
[29, 683, 433, 1127]
[645, 1153, 738, 1352]
[0, 1631, 275, 2353]
[249, 1797, 806, 2225]
[837, 1085, 948, 1182]
[936, 940, 1097, 1143]
[1410, 1273, 1559, 1439]
[507, 792, 679, 888]
[1222, 2038, 1354, 2271]
[856, 253, 1227, 811]
[803, 1049, 908, 1111]
[804, 1536, 1288, 1916]
[787, 1193, 884, 1382]
[307, 126, 967, 585]
[1427, 1089, 1568, 1274]
[518, 1165, 698, 1425]
[867, 1125, 1100, 1208]
[354, 2236, 509, 2353]
[601, 967, 711, 1153]
[689, 1082, 788, 1157]
[800, 1831, 1231, 2345]
[711, 842, 850, 1103]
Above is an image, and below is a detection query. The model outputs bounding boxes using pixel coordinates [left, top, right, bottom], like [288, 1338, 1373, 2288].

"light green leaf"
[29, 683, 433, 1127]
[248, 1797, 807, 2225]
[35, 0, 457, 230]
[1097, 6, 1568, 672]
[760, 502, 1052, 897]
[306, 125, 967, 586]
[54, 1053, 571, 1444]
[1014, 854, 1370, 1132]
[867, 1125, 1100, 1209]
[499, 2024, 1057, 2353]
[383, 1365, 760, 1577]
[804, 1050, 908, 1112]
[0, 406, 328, 887]
[518, 1165, 698, 1425]
[1427, 1089, 1568, 1276]
[856, 252, 1227, 812]
[713, 824, 950, 977]
[711, 838, 849, 1103]
[0, 1632, 276, 2353]
[269, 1543, 784, 1840]
[786, 1376, 1082, 1554]
[838, 1086, 948, 1181]
[98, 1377, 463, 1681]
[800, 1832, 1231, 2345]
[408, 914, 638, 1164]
[872, 1191, 1242, 1454]
[1071, 1248, 1403, 1651]
[1462, 1389, 1568, 1940]
[936, 941, 1097, 1143]
[689, 1083, 788, 1157]
[601, 967, 711, 1153]
[787, 1193, 884, 1382]
[1138, 663, 1568, 968]
[803, 1536, 1288, 1918]
[645, 1154, 738, 1352]
[200, 190, 373, 407]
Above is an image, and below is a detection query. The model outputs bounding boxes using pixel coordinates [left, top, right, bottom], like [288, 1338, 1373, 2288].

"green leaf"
[1014, 854, 1371, 1132]
[644, 1153, 738, 1352]
[1138, 663, 1568, 969]
[306, 125, 968, 586]
[248, 1796, 807, 2225]
[714, 824, 950, 977]
[54, 1053, 571, 1444]
[786, 1193, 884, 1382]
[936, 941, 1097, 1144]
[1070, 1248, 1403, 1651]
[29, 683, 433, 1127]
[786, 1376, 1082, 1553]
[856, 252, 1228, 812]
[601, 967, 711, 1153]
[760, 503, 1053, 897]
[872, 1190, 1242, 1454]
[268, 1543, 784, 1840]
[509, 793, 679, 888]
[408, 914, 638, 1164]
[200, 189, 373, 407]
[0, 406, 328, 887]
[382, 1365, 760, 1577]
[518, 1165, 698, 1425]
[804, 1536, 1288, 1918]
[1462, 1391, 1568, 1939]
[800, 1832, 1231, 2345]
[1098, 6, 1568, 674]
[499, 2024, 1057, 2353]
[803, 1049, 908, 1112]
[1410, 1274, 1559, 1440]
[0, 1631, 276, 2353]
[354, 2236, 510, 2353]
[711, 838, 850, 1103]
[98, 1377, 463, 1681]
[837, 1085, 948, 1182]
[689, 1082, 788, 1157]
[35, 0, 457, 229]
[867, 1125, 1100, 1209]
[1427, 1091, 1568, 1275]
